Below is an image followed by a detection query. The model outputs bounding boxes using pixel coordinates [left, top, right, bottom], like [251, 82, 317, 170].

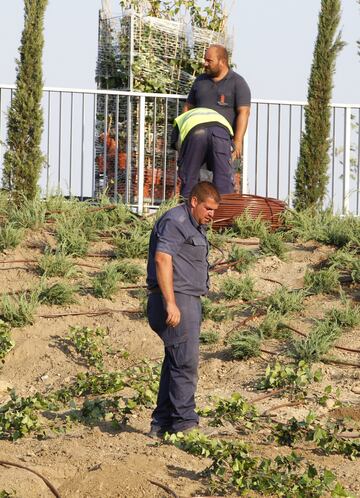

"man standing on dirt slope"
[146, 181, 220, 436]
[177, 44, 251, 197]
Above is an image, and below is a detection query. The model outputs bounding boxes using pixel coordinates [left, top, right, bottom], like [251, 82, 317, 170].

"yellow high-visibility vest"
[174, 107, 234, 144]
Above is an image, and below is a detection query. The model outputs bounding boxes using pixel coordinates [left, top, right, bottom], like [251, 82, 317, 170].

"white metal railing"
[0, 84, 359, 215]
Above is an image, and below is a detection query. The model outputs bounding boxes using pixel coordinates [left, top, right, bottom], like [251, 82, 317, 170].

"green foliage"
[54, 215, 90, 256]
[220, 275, 257, 301]
[8, 197, 46, 229]
[0, 391, 47, 440]
[165, 431, 348, 497]
[200, 329, 219, 344]
[92, 261, 143, 299]
[201, 297, 232, 322]
[259, 231, 288, 259]
[2, 0, 48, 201]
[228, 331, 261, 360]
[38, 281, 77, 305]
[292, 319, 342, 363]
[207, 227, 231, 250]
[294, 0, 345, 210]
[283, 209, 360, 247]
[113, 224, 150, 259]
[228, 245, 256, 272]
[67, 326, 107, 370]
[324, 303, 360, 328]
[0, 291, 39, 327]
[328, 248, 359, 269]
[257, 361, 322, 391]
[0, 491, 14, 498]
[92, 262, 121, 299]
[232, 209, 269, 238]
[266, 288, 306, 315]
[199, 392, 258, 430]
[257, 311, 288, 339]
[273, 412, 360, 460]
[0, 321, 14, 363]
[304, 267, 340, 294]
[37, 251, 78, 278]
[0, 223, 24, 252]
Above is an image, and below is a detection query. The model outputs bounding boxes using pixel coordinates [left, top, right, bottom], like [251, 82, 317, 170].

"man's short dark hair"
[208, 44, 229, 65]
[189, 181, 221, 204]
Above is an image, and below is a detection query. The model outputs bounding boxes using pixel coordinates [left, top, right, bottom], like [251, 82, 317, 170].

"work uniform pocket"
[212, 129, 232, 156]
[183, 235, 207, 262]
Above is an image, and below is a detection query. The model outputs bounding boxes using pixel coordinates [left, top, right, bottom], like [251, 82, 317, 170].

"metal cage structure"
[94, 8, 230, 204]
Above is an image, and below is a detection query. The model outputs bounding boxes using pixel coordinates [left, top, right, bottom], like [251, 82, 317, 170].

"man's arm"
[154, 251, 181, 327]
[232, 105, 251, 160]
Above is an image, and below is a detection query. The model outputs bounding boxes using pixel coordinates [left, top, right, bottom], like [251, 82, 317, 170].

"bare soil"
[0, 232, 359, 497]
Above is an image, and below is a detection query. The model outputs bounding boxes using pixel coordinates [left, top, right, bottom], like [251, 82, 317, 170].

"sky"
[0, 0, 359, 104]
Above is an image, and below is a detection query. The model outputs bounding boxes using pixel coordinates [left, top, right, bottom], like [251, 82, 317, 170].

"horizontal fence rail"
[0, 84, 359, 215]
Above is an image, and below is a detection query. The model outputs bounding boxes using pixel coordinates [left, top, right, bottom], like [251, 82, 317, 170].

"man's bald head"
[207, 44, 229, 66]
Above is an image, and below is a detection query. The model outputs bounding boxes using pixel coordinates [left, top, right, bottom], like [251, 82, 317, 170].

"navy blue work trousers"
[178, 125, 234, 198]
[147, 292, 201, 432]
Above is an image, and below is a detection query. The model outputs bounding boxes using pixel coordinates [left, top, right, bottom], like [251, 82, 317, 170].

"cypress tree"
[294, 0, 344, 211]
[3, 0, 48, 202]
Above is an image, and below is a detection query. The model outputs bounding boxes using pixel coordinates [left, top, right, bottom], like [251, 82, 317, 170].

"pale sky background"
[0, 0, 359, 103]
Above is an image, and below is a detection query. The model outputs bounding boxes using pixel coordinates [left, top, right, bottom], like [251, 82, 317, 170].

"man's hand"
[166, 302, 181, 327]
[232, 141, 243, 161]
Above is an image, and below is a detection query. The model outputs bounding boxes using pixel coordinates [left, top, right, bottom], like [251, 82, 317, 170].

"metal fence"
[0, 84, 359, 215]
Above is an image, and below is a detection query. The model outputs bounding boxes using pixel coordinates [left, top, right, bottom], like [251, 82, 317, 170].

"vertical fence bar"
[276, 104, 281, 198]
[162, 98, 169, 201]
[287, 105, 293, 205]
[357, 108, 360, 215]
[114, 94, 119, 202]
[103, 94, 108, 191]
[125, 95, 132, 204]
[343, 106, 351, 214]
[0, 89, 2, 169]
[242, 129, 249, 194]
[254, 103, 259, 195]
[46, 92, 51, 196]
[80, 93, 85, 200]
[92, 93, 97, 198]
[265, 104, 270, 197]
[151, 97, 157, 205]
[58, 92, 62, 186]
[174, 98, 180, 195]
[137, 95, 146, 214]
[331, 107, 336, 204]
[69, 92, 74, 197]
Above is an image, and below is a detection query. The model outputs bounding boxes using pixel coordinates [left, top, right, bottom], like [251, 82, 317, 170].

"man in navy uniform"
[146, 181, 220, 436]
[177, 44, 251, 197]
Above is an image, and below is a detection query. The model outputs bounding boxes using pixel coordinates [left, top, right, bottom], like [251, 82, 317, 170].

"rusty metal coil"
[213, 193, 287, 231]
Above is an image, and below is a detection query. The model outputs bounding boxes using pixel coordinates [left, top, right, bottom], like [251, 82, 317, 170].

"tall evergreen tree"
[2, 0, 48, 201]
[294, 0, 344, 211]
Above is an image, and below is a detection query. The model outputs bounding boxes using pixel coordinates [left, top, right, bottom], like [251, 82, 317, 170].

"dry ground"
[0, 230, 359, 498]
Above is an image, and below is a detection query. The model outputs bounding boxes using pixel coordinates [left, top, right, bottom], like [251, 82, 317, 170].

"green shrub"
[37, 250, 77, 277]
[55, 216, 89, 256]
[0, 291, 39, 327]
[257, 311, 288, 339]
[221, 275, 257, 301]
[38, 282, 77, 305]
[113, 225, 150, 259]
[0, 223, 24, 252]
[67, 326, 107, 370]
[266, 288, 306, 315]
[292, 319, 342, 363]
[228, 245, 256, 272]
[200, 330, 220, 344]
[0, 320, 14, 362]
[304, 268, 340, 294]
[228, 331, 261, 360]
[9, 196, 46, 229]
[257, 360, 322, 390]
[232, 209, 269, 238]
[201, 297, 232, 322]
[92, 263, 120, 299]
[259, 231, 287, 259]
[324, 304, 360, 328]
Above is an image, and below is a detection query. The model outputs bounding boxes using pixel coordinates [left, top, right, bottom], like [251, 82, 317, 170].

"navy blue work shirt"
[187, 69, 251, 130]
[146, 203, 209, 296]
